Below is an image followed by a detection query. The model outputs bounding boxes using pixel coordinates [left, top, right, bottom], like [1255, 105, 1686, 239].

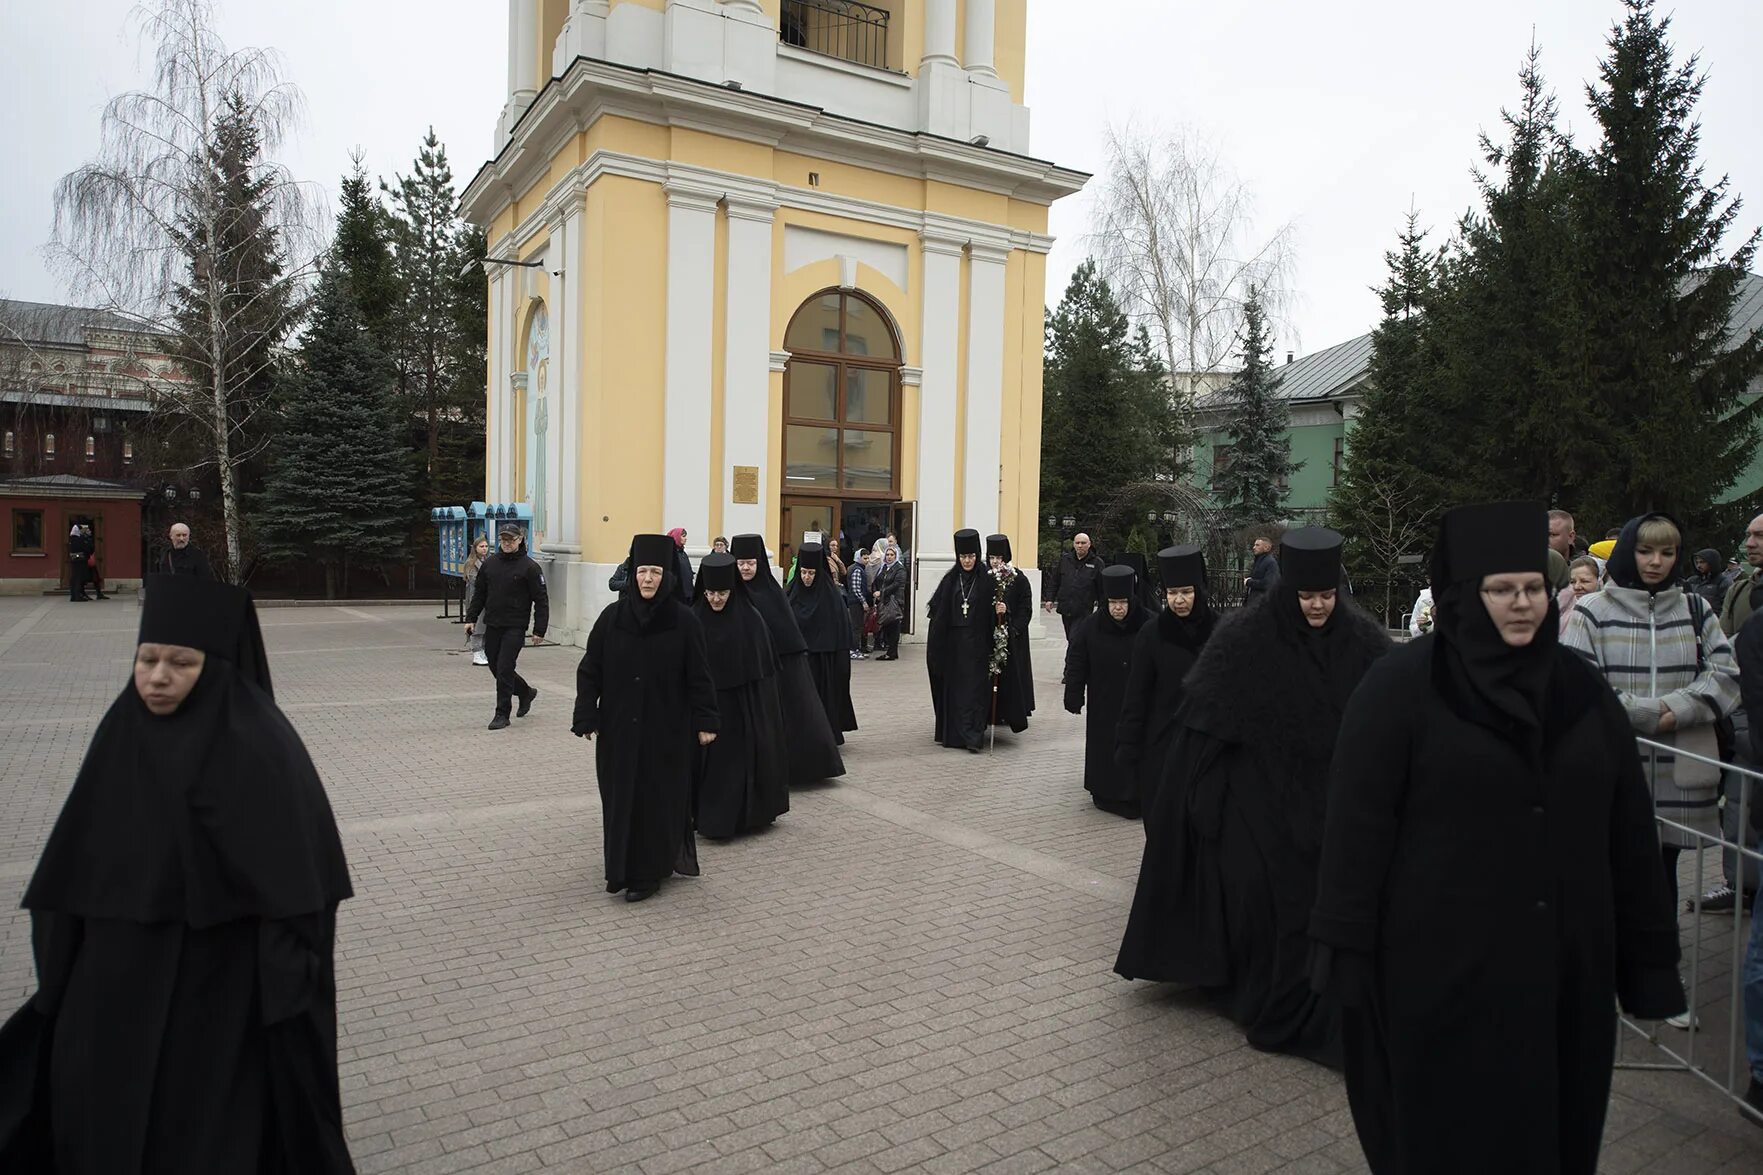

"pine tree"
[385, 128, 462, 481]
[1576, 0, 1763, 526]
[1041, 261, 1167, 533]
[1332, 212, 1447, 605]
[331, 154, 400, 351]
[255, 270, 412, 597]
[432, 223, 488, 505]
[1214, 286, 1298, 527]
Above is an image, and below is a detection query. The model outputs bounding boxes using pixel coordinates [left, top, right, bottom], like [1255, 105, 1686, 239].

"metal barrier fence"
[1619, 732, 1762, 1124]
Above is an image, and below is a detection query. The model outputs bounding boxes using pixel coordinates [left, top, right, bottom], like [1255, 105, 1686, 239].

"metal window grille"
[780, 0, 890, 71]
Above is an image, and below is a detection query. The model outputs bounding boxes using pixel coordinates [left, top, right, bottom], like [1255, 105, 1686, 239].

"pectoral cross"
[961, 600, 970, 618]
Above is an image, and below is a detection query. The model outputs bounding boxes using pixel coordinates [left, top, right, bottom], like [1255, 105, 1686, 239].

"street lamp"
[1061, 516, 1075, 529]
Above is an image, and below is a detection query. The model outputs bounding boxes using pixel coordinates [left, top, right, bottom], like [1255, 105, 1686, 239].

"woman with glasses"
[1314, 502, 1684, 1174]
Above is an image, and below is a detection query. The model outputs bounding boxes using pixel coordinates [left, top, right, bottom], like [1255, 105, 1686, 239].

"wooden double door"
[779, 497, 916, 635]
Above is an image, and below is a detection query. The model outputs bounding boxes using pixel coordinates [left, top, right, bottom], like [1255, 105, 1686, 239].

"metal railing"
[1618, 731, 1762, 1126]
[780, 0, 891, 71]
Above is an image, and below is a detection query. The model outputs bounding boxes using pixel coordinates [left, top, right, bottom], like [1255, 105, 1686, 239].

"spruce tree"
[256, 270, 412, 597]
[331, 155, 400, 352]
[1576, 0, 1763, 525]
[1041, 261, 1166, 533]
[433, 223, 488, 505]
[385, 128, 463, 480]
[1333, 212, 1448, 602]
[1214, 286, 1298, 527]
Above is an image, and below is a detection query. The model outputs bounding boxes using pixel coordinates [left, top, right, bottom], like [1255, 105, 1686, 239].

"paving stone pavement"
[1, 595, 1760, 1173]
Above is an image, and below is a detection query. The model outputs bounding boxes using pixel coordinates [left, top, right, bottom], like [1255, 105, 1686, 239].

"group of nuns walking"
[1103, 504, 1686, 1174]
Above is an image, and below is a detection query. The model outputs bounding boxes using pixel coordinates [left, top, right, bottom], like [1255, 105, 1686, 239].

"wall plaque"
[732, 465, 760, 504]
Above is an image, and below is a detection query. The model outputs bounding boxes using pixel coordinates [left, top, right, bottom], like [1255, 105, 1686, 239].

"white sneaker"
[1666, 1010, 1699, 1030]
[472, 652, 489, 666]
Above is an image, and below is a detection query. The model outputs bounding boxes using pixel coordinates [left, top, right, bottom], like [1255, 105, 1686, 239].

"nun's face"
[1297, 589, 1337, 628]
[1166, 586, 1195, 617]
[134, 642, 206, 715]
[959, 553, 977, 571]
[705, 589, 730, 612]
[1108, 598, 1131, 621]
[799, 567, 817, 587]
[736, 558, 758, 580]
[1480, 573, 1548, 646]
[635, 565, 664, 598]
[989, 555, 1004, 571]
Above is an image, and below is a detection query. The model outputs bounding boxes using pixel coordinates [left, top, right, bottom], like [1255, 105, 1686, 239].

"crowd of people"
[7, 502, 1763, 1172]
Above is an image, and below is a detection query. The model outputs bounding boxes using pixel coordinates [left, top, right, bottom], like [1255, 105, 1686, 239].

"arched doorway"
[518, 300, 549, 537]
[780, 289, 905, 577]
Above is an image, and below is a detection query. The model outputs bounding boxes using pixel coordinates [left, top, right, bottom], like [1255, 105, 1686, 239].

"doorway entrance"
[778, 497, 918, 634]
[58, 510, 101, 591]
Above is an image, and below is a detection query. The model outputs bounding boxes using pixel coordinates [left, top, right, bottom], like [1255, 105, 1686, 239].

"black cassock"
[1120, 597, 1388, 1065]
[1313, 638, 1683, 1174]
[991, 568, 1034, 731]
[1114, 604, 1216, 810]
[927, 566, 997, 750]
[788, 576, 858, 743]
[692, 595, 790, 838]
[738, 571, 845, 784]
[574, 594, 720, 893]
[0, 589, 354, 1173]
[1062, 603, 1150, 810]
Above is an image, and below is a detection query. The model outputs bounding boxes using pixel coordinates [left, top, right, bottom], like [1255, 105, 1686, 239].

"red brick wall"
[2, 495, 144, 584]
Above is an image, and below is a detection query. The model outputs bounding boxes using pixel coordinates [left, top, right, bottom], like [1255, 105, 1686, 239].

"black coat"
[736, 569, 845, 784]
[994, 567, 1035, 725]
[467, 551, 550, 635]
[1115, 598, 1389, 1065]
[1312, 638, 1684, 1174]
[160, 545, 215, 579]
[692, 599, 790, 839]
[1245, 550, 1279, 597]
[927, 566, 997, 751]
[1063, 605, 1150, 807]
[573, 597, 720, 892]
[1114, 609, 1210, 808]
[1045, 550, 1104, 618]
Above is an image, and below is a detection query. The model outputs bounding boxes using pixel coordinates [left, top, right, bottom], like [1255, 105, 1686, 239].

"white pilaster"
[918, 0, 968, 141]
[923, 0, 957, 66]
[663, 183, 720, 543]
[514, 0, 540, 99]
[486, 270, 509, 499]
[554, 0, 610, 76]
[722, 195, 778, 540]
[547, 198, 581, 549]
[918, 232, 964, 562]
[962, 243, 1009, 537]
[963, 0, 997, 76]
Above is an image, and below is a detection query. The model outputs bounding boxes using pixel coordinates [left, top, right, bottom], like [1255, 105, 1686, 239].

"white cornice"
[463, 56, 1087, 228]
[768, 350, 792, 373]
[899, 365, 924, 387]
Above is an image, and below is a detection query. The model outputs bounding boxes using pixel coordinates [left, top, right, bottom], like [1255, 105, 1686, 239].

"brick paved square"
[1, 596, 1759, 1172]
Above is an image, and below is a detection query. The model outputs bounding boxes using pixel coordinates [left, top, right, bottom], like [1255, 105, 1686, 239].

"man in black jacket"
[67, 523, 90, 602]
[465, 524, 550, 730]
[160, 522, 215, 579]
[1244, 533, 1279, 600]
[1042, 532, 1104, 638]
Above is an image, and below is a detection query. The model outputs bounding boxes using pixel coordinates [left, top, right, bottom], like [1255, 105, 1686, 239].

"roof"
[0, 299, 150, 348]
[1726, 272, 1763, 346]
[1197, 332, 1374, 410]
[0, 474, 146, 501]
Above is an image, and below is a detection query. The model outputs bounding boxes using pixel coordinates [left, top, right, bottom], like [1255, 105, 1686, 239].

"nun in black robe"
[1312, 503, 1683, 1174]
[986, 534, 1033, 731]
[1063, 566, 1150, 816]
[787, 543, 859, 743]
[573, 534, 721, 901]
[927, 529, 996, 752]
[1118, 529, 1388, 1067]
[1114, 545, 1218, 811]
[729, 535, 845, 784]
[0, 574, 355, 1173]
[691, 554, 790, 839]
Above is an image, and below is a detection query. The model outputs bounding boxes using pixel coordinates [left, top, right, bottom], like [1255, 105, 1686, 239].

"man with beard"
[1314, 503, 1683, 1172]
[1115, 544, 1218, 812]
[1064, 565, 1151, 815]
[927, 529, 996, 752]
[987, 534, 1034, 731]
[573, 534, 720, 902]
[788, 543, 859, 744]
[0, 574, 355, 1172]
[691, 554, 790, 838]
[729, 534, 845, 784]
[160, 521, 215, 579]
[1125, 527, 1389, 1065]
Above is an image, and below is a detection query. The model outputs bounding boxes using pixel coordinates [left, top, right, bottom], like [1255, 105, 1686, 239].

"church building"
[461, 0, 1084, 642]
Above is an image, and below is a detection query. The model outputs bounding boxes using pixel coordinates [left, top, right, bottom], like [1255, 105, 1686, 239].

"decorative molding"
[664, 181, 722, 213]
[768, 350, 793, 373]
[919, 231, 968, 258]
[969, 242, 1013, 266]
[775, 42, 913, 90]
[510, 372, 530, 393]
[898, 365, 924, 387]
[724, 194, 779, 223]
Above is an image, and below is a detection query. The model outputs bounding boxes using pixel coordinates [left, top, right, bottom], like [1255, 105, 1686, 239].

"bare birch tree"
[49, 0, 321, 580]
[1090, 123, 1296, 474]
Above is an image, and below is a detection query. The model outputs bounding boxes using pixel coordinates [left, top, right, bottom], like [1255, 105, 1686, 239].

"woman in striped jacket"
[1562, 513, 1740, 911]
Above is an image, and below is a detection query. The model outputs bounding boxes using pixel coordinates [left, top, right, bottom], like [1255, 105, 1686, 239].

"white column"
[663, 183, 720, 543]
[721, 0, 763, 14]
[918, 232, 965, 560]
[963, 0, 997, 76]
[515, 0, 540, 100]
[962, 243, 1009, 537]
[506, 0, 523, 99]
[486, 270, 508, 501]
[722, 195, 777, 540]
[923, 0, 957, 66]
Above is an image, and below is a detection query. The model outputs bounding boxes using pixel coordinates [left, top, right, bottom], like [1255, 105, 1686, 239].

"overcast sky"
[3, 1, 1759, 356]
